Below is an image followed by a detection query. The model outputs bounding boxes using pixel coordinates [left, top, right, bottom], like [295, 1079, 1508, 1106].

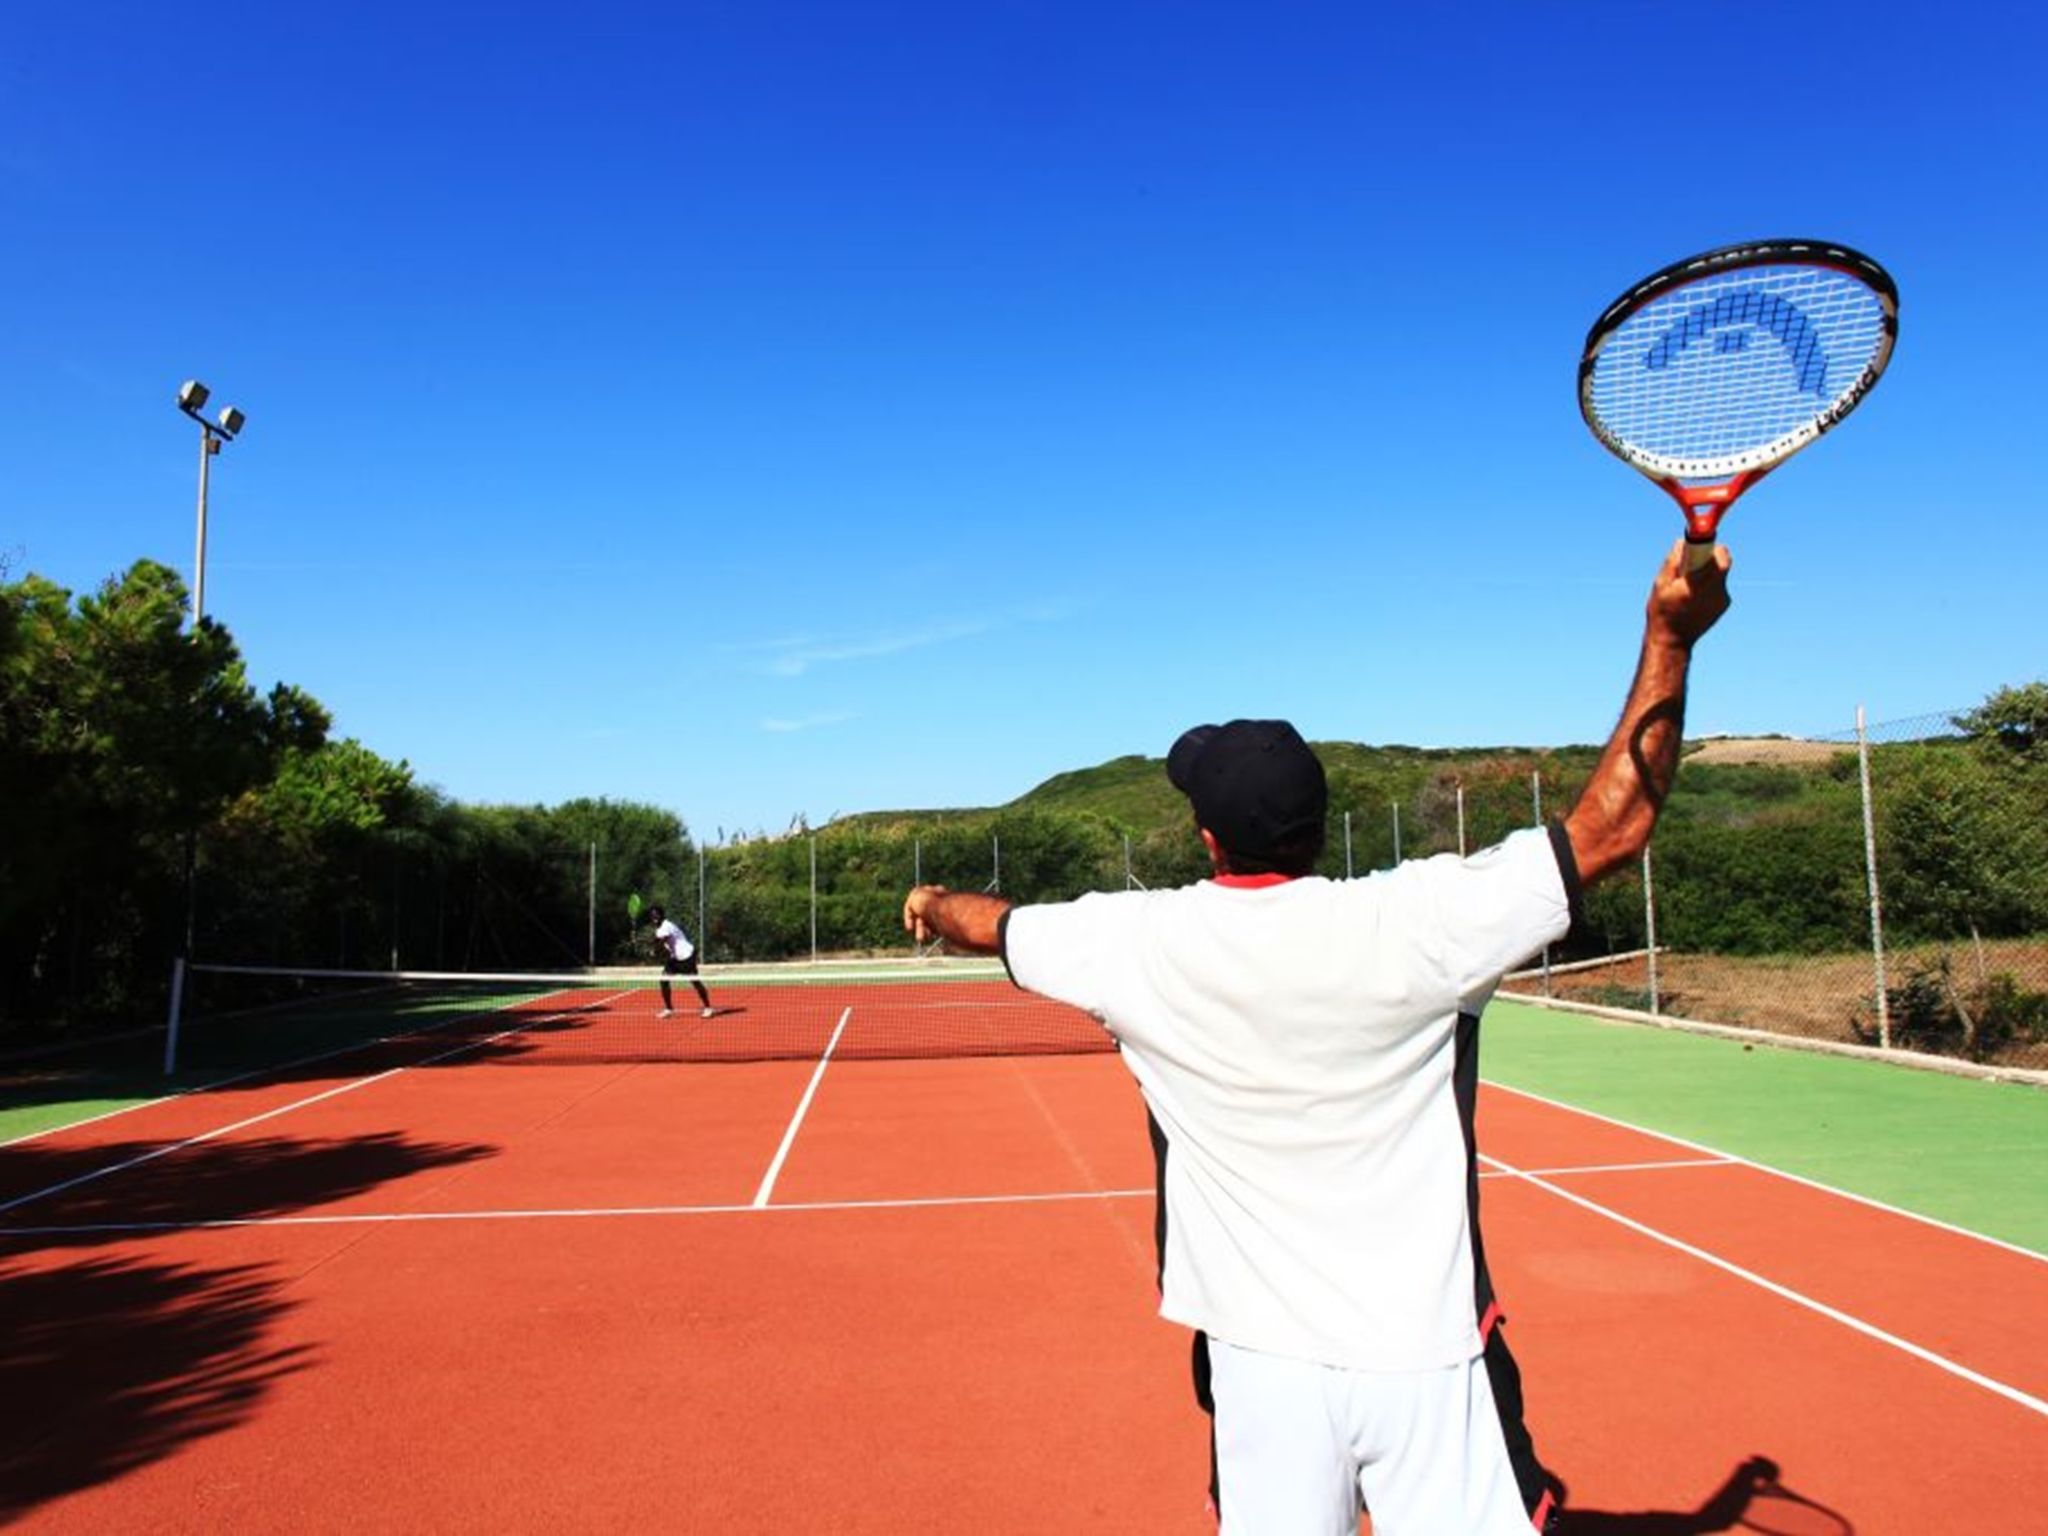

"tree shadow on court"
[0, 1128, 495, 1521]
[1555, 1454, 1857, 1533]
[0, 1251, 311, 1522]
[0, 1129, 495, 1241]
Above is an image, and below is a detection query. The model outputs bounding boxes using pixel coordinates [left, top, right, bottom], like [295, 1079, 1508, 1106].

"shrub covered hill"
[709, 739, 1627, 960]
[709, 697, 2045, 971]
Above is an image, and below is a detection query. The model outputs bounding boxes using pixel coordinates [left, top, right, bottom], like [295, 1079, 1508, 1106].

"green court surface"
[1480, 997, 2048, 1256]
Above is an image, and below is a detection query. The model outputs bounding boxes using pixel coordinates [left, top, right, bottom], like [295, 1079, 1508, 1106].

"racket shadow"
[1554, 1455, 1856, 1535]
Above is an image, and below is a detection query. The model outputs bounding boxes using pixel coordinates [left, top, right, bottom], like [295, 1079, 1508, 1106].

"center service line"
[753, 1005, 854, 1208]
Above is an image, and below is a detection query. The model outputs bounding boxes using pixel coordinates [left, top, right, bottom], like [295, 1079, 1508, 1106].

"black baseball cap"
[1166, 719, 1327, 862]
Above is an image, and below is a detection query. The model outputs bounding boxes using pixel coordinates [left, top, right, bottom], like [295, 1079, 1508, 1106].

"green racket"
[627, 891, 643, 923]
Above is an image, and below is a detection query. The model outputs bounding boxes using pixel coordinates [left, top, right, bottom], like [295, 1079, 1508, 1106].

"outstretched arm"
[902, 885, 1012, 955]
[1564, 540, 1732, 887]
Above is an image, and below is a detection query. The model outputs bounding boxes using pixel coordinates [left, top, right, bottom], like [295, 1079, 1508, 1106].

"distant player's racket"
[1579, 239, 1897, 566]
[626, 891, 643, 924]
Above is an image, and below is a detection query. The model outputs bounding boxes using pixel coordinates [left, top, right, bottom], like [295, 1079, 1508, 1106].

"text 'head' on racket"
[1579, 238, 1898, 567]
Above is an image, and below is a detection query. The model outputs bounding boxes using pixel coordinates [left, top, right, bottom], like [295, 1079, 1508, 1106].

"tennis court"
[2, 973, 2043, 1533]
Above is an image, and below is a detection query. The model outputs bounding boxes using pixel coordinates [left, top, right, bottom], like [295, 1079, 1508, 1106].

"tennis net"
[164, 960, 1114, 1073]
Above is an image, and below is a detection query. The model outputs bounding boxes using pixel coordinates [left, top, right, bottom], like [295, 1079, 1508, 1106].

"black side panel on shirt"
[1456, 1010, 1560, 1528]
[997, 907, 1017, 985]
[1146, 1107, 1171, 1288]
[1148, 1107, 1221, 1512]
[1546, 819, 1589, 947]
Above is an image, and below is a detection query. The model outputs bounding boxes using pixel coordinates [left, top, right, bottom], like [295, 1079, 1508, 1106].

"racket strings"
[1587, 265, 1889, 478]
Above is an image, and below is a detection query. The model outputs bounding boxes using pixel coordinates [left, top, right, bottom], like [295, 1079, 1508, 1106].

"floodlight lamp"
[178, 379, 211, 413]
[217, 405, 246, 437]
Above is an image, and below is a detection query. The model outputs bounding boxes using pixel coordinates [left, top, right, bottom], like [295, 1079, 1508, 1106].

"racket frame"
[1578, 239, 1898, 560]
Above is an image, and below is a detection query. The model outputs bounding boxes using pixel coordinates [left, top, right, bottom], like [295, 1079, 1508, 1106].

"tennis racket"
[1579, 239, 1898, 567]
[627, 891, 643, 925]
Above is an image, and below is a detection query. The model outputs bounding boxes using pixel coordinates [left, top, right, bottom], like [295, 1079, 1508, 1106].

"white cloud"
[760, 710, 859, 734]
[746, 619, 995, 678]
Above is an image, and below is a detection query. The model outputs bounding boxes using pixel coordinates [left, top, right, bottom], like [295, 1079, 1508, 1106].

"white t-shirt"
[654, 918, 694, 962]
[1001, 825, 1577, 1373]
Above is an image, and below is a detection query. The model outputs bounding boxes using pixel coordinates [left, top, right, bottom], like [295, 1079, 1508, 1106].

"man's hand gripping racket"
[1580, 239, 1898, 567]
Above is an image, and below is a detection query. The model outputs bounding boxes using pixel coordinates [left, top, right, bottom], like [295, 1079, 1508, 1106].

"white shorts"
[1207, 1338, 1537, 1536]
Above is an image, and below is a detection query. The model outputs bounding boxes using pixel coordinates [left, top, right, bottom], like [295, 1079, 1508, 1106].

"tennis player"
[903, 540, 1731, 1534]
[648, 905, 713, 1019]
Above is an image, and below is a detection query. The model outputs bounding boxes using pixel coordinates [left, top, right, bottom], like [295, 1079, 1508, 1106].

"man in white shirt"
[902, 540, 1731, 1534]
[648, 905, 713, 1019]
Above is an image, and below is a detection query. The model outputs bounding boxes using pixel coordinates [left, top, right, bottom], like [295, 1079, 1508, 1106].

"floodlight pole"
[171, 380, 245, 1002]
[192, 429, 216, 622]
[177, 380, 245, 627]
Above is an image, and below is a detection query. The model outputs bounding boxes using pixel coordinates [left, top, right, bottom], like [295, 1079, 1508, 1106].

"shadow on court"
[0, 1252, 310, 1522]
[0, 1128, 496, 1523]
[0, 1129, 495, 1241]
[1555, 1454, 1855, 1534]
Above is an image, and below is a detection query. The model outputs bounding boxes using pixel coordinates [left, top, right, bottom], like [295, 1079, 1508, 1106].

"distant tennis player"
[648, 905, 713, 1019]
[904, 540, 1731, 1534]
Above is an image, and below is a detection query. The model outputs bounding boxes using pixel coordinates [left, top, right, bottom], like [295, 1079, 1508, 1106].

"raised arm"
[1564, 540, 1732, 887]
[902, 885, 1013, 955]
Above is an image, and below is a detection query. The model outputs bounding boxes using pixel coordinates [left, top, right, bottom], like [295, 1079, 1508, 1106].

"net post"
[164, 956, 187, 1075]
[1856, 705, 1891, 1050]
[1643, 844, 1659, 1016]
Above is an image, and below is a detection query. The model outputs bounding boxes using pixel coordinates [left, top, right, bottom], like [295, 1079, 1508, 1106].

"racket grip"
[1684, 538, 1716, 572]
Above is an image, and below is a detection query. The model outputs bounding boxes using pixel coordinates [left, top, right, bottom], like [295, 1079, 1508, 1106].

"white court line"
[0, 992, 633, 1219]
[0, 1186, 1159, 1238]
[0, 1155, 1736, 1241]
[1479, 1155, 1736, 1180]
[1481, 1150, 2048, 1421]
[752, 1005, 852, 1208]
[1482, 1077, 2048, 1266]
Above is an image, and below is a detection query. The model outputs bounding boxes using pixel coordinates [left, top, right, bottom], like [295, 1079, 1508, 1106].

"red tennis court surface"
[2, 1012, 2043, 1533]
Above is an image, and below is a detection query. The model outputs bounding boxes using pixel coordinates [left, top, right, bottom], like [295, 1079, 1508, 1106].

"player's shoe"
[701, 1007, 715, 1018]
[657, 1008, 673, 1019]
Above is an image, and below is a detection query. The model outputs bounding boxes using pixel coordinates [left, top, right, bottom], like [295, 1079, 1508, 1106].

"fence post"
[1533, 770, 1551, 996]
[1344, 811, 1353, 878]
[697, 846, 707, 965]
[587, 840, 597, 967]
[1456, 783, 1466, 857]
[1391, 801, 1402, 865]
[1643, 844, 1659, 1016]
[809, 834, 819, 963]
[989, 833, 1001, 894]
[1856, 705, 1891, 1050]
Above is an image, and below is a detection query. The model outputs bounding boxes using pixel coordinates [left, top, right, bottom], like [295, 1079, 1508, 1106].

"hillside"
[835, 738, 1689, 840]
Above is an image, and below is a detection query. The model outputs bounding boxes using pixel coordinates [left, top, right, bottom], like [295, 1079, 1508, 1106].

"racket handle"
[1684, 538, 1716, 572]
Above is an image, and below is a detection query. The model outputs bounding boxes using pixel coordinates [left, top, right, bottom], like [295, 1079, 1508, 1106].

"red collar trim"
[1210, 872, 1300, 889]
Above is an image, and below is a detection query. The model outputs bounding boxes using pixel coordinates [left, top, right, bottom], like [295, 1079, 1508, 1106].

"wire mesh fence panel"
[1522, 728, 1882, 1043]
[1859, 709, 2048, 1068]
[1512, 708, 2048, 1073]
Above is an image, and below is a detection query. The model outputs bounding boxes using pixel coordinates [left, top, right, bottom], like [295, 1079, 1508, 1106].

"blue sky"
[4, 2, 2042, 841]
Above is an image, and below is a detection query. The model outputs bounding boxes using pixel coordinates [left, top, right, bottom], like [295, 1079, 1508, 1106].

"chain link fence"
[684, 706, 2046, 1074]
[1512, 707, 2048, 1073]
